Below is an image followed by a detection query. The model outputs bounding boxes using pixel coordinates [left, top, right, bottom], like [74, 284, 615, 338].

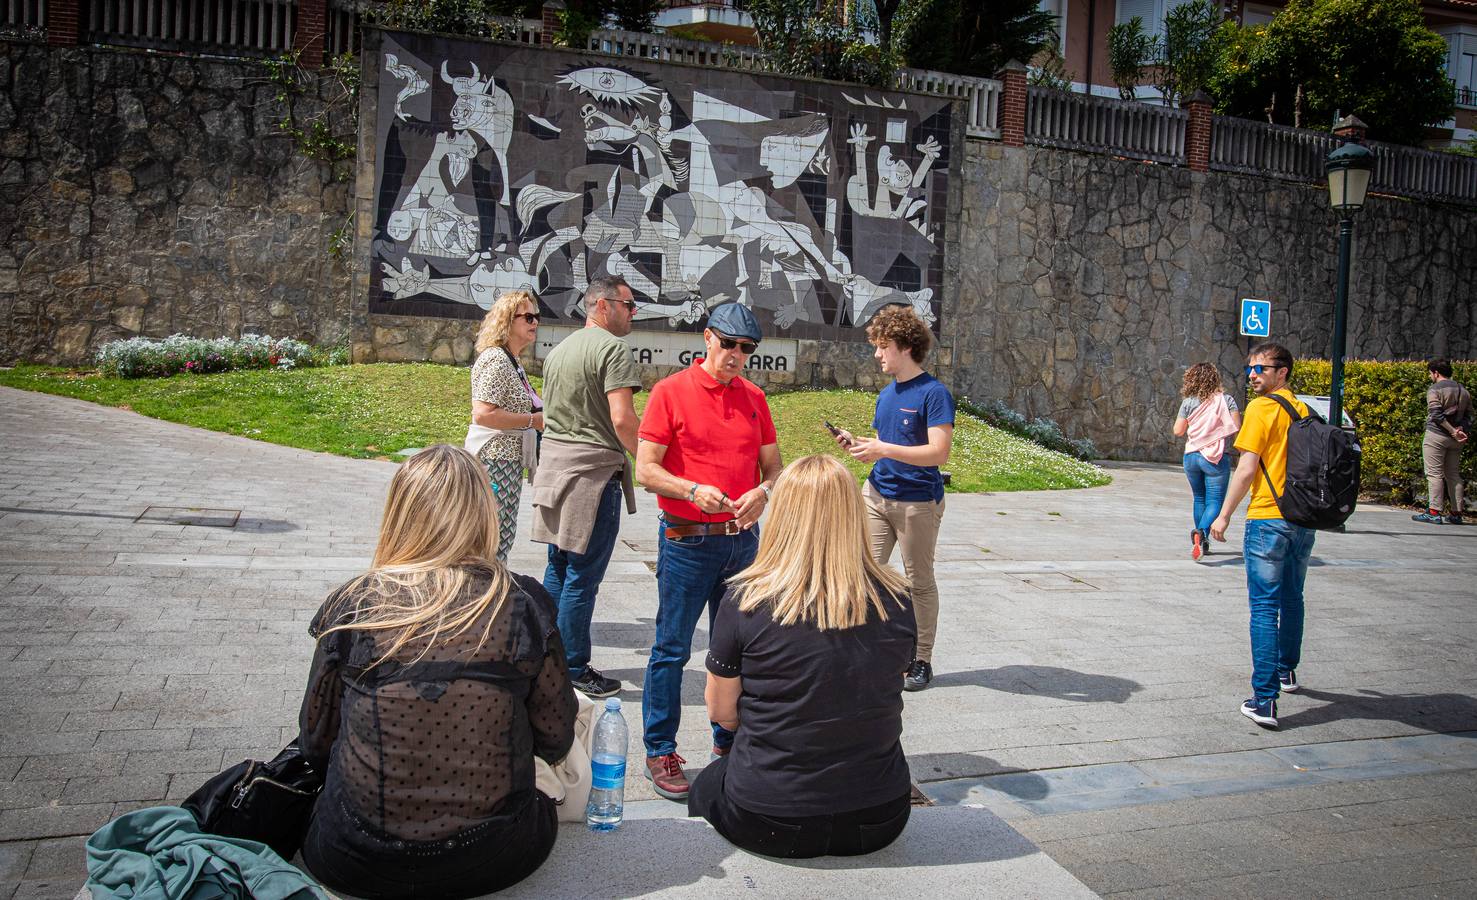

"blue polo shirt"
[869, 372, 955, 502]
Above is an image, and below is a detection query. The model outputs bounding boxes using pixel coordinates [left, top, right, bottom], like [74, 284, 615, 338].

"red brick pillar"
[47, 0, 80, 45]
[1183, 90, 1212, 173]
[1332, 114, 1368, 143]
[294, 0, 328, 68]
[997, 60, 1028, 148]
[541, 0, 566, 45]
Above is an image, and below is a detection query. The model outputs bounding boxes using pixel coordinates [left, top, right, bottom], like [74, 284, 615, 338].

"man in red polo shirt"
[634, 302, 783, 801]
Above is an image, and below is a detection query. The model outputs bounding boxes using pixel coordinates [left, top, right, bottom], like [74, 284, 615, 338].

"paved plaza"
[2, 385, 1475, 898]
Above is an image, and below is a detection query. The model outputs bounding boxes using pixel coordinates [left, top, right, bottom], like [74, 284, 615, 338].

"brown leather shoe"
[644, 752, 689, 801]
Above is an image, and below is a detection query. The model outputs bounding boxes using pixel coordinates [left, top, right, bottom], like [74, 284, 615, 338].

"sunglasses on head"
[515, 312, 541, 324]
[1244, 363, 1284, 375]
[717, 336, 759, 355]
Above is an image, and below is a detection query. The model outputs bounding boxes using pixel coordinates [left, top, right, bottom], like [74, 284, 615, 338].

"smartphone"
[824, 421, 852, 447]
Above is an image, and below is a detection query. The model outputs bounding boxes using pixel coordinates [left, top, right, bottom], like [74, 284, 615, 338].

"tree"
[1209, 0, 1455, 146]
[1107, 16, 1155, 101]
[748, 0, 901, 87]
[608, 0, 663, 32]
[1155, 0, 1224, 106]
[900, 0, 1059, 79]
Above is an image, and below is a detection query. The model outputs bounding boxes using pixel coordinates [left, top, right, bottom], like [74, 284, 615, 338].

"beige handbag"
[533, 691, 596, 822]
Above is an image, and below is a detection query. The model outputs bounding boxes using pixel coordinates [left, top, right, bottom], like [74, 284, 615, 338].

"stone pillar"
[1183, 90, 1212, 173]
[47, 0, 80, 46]
[294, 0, 328, 68]
[541, 0, 566, 44]
[1333, 114, 1369, 143]
[998, 60, 1028, 148]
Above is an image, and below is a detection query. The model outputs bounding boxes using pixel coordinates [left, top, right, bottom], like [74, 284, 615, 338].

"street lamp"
[1323, 135, 1375, 429]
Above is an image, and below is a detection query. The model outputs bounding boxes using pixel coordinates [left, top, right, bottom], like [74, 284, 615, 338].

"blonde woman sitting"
[688, 454, 917, 858]
[298, 445, 576, 899]
[468, 290, 544, 562]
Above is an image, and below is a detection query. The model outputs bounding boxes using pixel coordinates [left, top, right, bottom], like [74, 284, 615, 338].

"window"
[1116, 0, 1200, 39]
[1039, 0, 1067, 53]
[1438, 25, 1477, 108]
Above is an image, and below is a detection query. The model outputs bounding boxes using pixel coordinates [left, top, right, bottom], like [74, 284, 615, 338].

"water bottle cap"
[605, 697, 621, 711]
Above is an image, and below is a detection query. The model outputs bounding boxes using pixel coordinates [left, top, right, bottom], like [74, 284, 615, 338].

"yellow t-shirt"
[1235, 388, 1310, 521]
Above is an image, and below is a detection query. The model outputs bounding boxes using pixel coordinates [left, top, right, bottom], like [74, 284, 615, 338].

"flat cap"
[706, 302, 762, 342]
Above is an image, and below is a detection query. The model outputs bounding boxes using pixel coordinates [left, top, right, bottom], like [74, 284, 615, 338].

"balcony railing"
[2, 0, 47, 36]
[1026, 87, 1187, 165]
[83, 0, 297, 55]
[895, 67, 1001, 140]
[588, 26, 763, 69]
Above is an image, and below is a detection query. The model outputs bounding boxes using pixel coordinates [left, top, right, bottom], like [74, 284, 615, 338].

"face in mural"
[370, 37, 952, 335]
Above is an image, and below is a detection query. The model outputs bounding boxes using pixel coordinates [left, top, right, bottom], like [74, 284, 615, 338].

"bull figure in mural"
[444, 62, 514, 206]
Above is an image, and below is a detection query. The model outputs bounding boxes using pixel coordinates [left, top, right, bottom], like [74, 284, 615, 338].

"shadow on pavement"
[1278, 688, 1477, 732]
[931, 665, 1142, 704]
[908, 754, 1053, 801]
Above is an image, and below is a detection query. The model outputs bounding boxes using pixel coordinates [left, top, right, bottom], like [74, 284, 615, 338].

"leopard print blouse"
[470, 348, 540, 463]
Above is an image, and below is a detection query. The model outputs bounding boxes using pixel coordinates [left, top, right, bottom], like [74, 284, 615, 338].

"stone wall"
[953, 142, 1477, 460]
[0, 40, 352, 364]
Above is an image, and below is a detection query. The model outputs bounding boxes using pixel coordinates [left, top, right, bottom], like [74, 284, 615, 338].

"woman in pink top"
[1173, 363, 1242, 560]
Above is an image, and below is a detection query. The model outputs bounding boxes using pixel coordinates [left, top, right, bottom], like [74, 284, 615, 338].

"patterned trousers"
[482, 457, 524, 563]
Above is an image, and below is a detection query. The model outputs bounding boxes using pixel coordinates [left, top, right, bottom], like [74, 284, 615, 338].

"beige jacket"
[530, 438, 636, 554]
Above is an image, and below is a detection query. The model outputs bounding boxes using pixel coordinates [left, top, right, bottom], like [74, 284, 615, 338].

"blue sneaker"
[1279, 670, 1299, 693]
[1412, 511, 1444, 523]
[1240, 697, 1278, 729]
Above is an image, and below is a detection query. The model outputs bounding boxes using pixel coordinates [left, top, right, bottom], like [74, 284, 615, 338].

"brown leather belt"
[663, 518, 744, 539]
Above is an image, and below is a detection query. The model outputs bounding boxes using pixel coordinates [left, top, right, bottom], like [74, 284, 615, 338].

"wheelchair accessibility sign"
[1239, 299, 1271, 338]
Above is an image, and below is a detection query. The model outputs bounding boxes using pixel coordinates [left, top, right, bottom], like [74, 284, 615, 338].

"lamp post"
[1323, 126, 1374, 429]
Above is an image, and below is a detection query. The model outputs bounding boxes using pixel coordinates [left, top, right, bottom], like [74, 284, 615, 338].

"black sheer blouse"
[298, 568, 577, 842]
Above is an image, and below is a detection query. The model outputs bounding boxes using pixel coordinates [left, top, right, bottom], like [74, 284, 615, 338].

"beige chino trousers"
[1423, 430, 1465, 515]
[863, 482, 945, 663]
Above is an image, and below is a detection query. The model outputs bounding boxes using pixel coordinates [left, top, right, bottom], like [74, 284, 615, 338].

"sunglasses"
[515, 312, 541, 324]
[609, 298, 638, 312]
[717, 336, 759, 355]
[1243, 364, 1285, 375]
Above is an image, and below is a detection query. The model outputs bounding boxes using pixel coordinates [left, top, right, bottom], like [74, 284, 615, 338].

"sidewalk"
[2, 386, 1474, 898]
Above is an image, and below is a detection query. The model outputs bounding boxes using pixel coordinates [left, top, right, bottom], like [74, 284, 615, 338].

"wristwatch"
[687, 482, 699, 502]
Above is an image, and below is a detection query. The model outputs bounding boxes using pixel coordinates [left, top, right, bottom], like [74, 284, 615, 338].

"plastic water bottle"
[586, 697, 628, 831]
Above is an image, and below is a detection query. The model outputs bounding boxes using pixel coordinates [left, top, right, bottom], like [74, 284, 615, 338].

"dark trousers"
[301, 790, 557, 900]
[687, 756, 911, 859]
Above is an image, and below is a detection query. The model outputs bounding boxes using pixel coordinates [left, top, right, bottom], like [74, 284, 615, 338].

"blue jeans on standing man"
[544, 479, 624, 678]
[643, 523, 759, 758]
[1183, 451, 1232, 535]
[1244, 518, 1316, 703]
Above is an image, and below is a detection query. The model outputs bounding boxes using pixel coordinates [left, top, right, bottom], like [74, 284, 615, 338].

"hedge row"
[94, 334, 348, 379]
[1287, 359, 1475, 505]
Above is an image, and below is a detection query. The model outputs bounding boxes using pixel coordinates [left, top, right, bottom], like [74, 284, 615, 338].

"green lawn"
[0, 364, 1109, 493]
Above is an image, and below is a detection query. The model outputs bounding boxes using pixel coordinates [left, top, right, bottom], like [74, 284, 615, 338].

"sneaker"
[1412, 511, 1444, 523]
[1446, 515, 1464, 525]
[1240, 697, 1278, 729]
[1279, 669, 1299, 693]
[571, 666, 621, 699]
[904, 659, 933, 692]
[644, 752, 689, 801]
[1191, 529, 1203, 561]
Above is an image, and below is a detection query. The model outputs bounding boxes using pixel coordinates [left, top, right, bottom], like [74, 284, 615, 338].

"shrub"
[1288, 359, 1476, 505]
[93, 334, 341, 379]
[959, 397, 1099, 461]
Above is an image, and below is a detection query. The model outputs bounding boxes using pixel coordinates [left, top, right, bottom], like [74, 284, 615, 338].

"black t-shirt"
[704, 583, 916, 817]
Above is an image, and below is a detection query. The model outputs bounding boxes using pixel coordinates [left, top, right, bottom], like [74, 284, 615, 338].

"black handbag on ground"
[182, 740, 324, 860]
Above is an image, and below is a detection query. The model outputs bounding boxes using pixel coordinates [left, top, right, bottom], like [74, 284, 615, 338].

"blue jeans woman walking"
[1174, 363, 1242, 561]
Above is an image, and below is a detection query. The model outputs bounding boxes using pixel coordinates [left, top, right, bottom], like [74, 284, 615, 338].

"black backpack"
[1257, 394, 1361, 530]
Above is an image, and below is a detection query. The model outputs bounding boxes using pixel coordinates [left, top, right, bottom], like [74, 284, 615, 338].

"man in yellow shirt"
[1210, 342, 1315, 730]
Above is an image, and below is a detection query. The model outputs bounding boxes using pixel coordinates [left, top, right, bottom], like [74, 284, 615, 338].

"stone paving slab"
[2, 386, 1476, 899]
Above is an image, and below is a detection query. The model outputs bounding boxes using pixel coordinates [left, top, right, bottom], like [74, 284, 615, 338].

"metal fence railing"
[83, 0, 297, 55]
[1026, 87, 1187, 165]
[1212, 116, 1477, 205]
[2, 0, 47, 35]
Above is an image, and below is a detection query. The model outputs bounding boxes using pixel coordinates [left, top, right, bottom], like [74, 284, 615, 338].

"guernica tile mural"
[368, 30, 956, 339]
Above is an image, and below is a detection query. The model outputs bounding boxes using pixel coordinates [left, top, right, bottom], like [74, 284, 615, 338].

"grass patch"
[0, 364, 1110, 492]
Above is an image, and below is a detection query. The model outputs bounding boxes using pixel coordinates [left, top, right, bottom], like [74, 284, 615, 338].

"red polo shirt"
[639, 361, 777, 522]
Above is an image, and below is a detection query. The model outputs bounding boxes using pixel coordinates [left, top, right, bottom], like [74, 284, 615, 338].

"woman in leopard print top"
[469, 291, 544, 561]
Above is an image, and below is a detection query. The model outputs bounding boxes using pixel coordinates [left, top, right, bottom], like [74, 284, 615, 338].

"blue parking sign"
[1239, 299, 1271, 338]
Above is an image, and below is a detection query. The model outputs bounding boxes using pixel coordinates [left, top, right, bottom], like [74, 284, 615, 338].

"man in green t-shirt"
[533, 275, 643, 698]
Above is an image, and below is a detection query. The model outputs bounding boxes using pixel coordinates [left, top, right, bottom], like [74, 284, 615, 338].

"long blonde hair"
[728, 455, 910, 630]
[319, 444, 511, 666]
[475, 290, 538, 353]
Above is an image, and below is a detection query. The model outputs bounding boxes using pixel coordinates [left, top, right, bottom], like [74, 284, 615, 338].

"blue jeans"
[1244, 518, 1315, 702]
[1183, 451, 1231, 535]
[544, 479, 623, 678]
[643, 522, 759, 758]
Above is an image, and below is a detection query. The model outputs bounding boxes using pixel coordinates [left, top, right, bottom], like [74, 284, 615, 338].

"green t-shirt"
[542, 327, 643, 452]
